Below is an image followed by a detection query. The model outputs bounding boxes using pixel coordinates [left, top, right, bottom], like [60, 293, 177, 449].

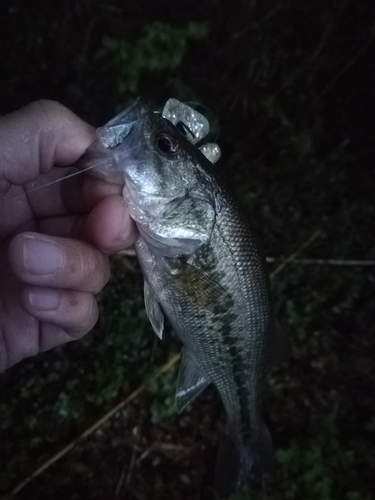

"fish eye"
[156, 134, 179, 155]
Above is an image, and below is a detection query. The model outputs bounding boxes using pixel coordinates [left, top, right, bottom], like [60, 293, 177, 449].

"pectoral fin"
[144, 280, 164, 339]
[176, 348, 210, 413]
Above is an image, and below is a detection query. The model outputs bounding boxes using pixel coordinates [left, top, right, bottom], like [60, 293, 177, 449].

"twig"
[11, 354, 180, 497]
[125, 446, 137, 489]
[134, 442, 193, 467]
[115, 460, 128, 497]
[267, 257, 375, 267]
[317, 35, 375, 100]
[270, 230, 322, 279]
[125, 417, 145, 491]
[136, 444, 155, 464]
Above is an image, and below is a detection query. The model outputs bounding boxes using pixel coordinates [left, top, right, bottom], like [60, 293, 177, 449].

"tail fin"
[214, 425, 275, 498]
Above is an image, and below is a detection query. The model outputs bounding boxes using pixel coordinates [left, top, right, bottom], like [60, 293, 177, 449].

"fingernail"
[23, 235, 64, 275]
[28, 287, 60, 311]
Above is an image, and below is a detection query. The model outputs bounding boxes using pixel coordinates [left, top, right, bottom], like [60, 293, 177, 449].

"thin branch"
[136, 444, 155, 464]
[317, 35, 375, 100]
[11, 354, 180, 497]
[267, 257, 375, 267]
[124, 446, 137, 489]
[115, 460, 128, 497]
[270, 230, 322, 279]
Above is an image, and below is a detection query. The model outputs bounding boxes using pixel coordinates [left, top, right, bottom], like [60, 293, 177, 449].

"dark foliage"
[1, 0, 375, 499]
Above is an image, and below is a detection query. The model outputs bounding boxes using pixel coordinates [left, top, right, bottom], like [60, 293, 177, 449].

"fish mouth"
[80, 99, 153, 184]
[97, 98, 151, 150]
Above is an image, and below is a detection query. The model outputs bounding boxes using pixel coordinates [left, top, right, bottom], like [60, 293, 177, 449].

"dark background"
[1, 1, 375, 499]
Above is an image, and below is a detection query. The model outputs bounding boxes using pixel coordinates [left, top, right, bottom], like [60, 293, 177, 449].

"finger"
[0, 297, 39, 372]
[85, 195, 138, 253]
[38, 323, 88, 352]
[8, 232, 110, 293]
[21, 286, 99, 338]
[22, 167, 76, 218]
[0, 100, 95, 185]
[61, 173, 123, 214]
[38, 195, 137, 254]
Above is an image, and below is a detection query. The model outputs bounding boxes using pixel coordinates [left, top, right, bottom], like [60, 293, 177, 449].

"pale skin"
[0, 100, 137, 371]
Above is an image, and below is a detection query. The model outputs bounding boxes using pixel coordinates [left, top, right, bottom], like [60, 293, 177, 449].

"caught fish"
[82, 98, 287, 497]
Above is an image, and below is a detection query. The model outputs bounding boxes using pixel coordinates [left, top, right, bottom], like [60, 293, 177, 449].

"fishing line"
[0, 160, 106, 203]
[0, 140, 139, 203]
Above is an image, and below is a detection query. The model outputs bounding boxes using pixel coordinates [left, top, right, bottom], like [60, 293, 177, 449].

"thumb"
[0, 100, 96, 186]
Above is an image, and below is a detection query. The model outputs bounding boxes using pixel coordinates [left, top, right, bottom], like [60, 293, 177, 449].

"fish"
[82, 98, 287, 497]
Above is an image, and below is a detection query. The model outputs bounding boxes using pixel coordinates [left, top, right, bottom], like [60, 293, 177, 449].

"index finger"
[0, 100, 96, 185]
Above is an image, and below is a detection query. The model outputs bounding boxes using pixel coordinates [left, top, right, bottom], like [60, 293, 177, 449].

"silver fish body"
[83, 99, 281, 496]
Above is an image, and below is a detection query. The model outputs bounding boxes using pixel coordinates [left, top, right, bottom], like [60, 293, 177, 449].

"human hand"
[0, 100, 136, 371]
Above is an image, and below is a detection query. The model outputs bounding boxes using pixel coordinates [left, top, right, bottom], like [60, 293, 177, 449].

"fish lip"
[104, 98, 151, 128]
[97, 98, 152, 150]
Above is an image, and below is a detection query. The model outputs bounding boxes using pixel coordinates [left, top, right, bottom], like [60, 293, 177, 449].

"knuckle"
[26, 99, 67, 119]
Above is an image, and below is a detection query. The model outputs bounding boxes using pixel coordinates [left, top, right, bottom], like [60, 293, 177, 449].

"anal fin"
[176, 348, 210, 413]
[144, 280, 164, 339]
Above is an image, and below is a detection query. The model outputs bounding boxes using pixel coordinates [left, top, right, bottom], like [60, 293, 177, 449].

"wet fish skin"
[83, 100, 279, 496]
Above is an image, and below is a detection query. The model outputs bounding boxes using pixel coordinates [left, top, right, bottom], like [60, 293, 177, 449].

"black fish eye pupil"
[158, 137, 172, 152]
[157, 135, 178, 154]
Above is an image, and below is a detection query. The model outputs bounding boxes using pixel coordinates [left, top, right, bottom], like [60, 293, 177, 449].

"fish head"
[122, 107, 218, 254]
[122, 111, 204, 217]
[83, 99, 218, 254]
